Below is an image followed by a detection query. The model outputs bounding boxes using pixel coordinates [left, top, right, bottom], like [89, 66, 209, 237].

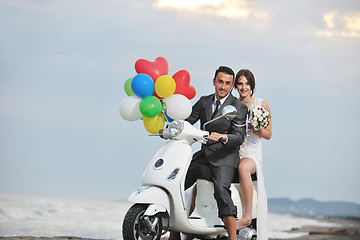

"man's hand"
[159, 129, 165, 139]
[209, 132, 227, 143]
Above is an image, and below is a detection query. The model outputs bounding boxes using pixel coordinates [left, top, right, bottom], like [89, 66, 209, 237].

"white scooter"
[122, 106, 258, 240]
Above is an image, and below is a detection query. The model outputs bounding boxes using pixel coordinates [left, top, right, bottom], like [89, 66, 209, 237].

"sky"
[1, 0, 360, 204]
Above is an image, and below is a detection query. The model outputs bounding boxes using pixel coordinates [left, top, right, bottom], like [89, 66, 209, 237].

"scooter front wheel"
[122, 204, 162, 240]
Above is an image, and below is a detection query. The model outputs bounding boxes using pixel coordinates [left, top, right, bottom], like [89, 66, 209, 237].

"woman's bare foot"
[236, 217, 252, 230]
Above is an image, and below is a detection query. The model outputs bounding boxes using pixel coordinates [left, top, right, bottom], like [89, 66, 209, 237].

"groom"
[173, 66, 248, 240]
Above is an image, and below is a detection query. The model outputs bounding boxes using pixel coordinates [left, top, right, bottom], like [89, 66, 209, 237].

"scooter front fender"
[128, 186, 170, 215]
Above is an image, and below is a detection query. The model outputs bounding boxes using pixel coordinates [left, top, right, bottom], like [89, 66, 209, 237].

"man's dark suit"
[185, 93, 248, 218]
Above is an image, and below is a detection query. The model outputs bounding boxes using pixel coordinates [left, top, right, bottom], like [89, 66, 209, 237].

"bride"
[234, 69, 272, 240]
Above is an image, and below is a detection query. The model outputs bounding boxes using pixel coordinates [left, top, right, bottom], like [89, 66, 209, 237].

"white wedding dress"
[239, 96, 268, 240]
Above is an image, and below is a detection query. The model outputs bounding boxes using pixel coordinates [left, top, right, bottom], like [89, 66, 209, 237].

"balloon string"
[163, 111, 169, 122]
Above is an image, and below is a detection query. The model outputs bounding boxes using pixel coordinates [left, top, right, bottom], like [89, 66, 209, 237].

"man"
[171, 66, 248, 240]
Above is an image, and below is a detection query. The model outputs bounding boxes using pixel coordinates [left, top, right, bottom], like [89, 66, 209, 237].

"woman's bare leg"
[236, 157, 256, 230]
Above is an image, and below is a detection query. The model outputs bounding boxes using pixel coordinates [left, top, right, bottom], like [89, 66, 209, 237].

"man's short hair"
[214, 66, 235, 80]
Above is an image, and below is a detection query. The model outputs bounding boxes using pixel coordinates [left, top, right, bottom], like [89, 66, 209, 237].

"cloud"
[324, 12, 336, 28]
[316, 11, 360, 37]
[153, 0, 268, 26]
[154, 0, 224, 10]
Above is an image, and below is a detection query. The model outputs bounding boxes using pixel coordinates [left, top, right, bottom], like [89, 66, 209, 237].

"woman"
[235, 69, 272, 240]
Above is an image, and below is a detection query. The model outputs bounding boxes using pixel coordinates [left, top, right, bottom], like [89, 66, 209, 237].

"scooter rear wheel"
[122, 204, 162, 240]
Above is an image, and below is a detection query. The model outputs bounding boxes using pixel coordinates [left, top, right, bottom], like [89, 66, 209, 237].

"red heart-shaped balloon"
[172, 70, 196, 100]
[135, 57, 169, 82]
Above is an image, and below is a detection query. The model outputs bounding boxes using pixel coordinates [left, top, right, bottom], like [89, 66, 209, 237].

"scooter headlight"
[168, 120, 184, 138]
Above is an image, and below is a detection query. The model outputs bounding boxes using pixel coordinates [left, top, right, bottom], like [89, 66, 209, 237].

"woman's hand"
[252, 100, 272, 140]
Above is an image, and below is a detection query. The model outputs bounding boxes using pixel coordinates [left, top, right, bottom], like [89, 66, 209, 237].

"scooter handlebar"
[150, 121, 212, 144]
[204, 136, 225, 144]
[205, 136, 217, 142]
[149, 129, 170, 139]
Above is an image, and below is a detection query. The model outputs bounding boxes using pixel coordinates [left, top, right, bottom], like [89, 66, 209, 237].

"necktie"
[211, 100, 221, 119]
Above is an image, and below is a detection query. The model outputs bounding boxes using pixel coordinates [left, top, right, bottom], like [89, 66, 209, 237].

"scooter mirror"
[221, 105, 237, 120]
[202, 105, 237, 130]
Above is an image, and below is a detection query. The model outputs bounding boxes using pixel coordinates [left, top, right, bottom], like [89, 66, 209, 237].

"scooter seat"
[194, 172, 257, 184]
[232, 172, 257, 183]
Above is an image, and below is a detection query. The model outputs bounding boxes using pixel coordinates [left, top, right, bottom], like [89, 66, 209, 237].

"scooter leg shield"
[128, 186, 170, 215]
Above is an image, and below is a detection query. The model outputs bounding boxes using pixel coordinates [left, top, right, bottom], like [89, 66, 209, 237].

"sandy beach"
[270, 217, 360, 240]
[0, 226, 359, 240]
[0, 218, 359, 240]
[0, 224, 359, 240]
[0, 194, 359, 240]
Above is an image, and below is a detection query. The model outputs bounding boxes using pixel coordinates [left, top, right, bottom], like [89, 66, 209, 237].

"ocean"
[0, 194, 341, 239]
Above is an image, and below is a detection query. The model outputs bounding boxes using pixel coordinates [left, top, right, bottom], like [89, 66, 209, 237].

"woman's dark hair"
[235, 69, 256, 96]
[214, 66, 235, 81]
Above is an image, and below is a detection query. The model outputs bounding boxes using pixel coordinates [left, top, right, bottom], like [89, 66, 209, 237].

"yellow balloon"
[155, 75, 176, 98]
[143, 113, 165, 134]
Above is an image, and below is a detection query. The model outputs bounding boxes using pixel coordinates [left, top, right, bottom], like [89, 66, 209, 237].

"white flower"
[250, 105, 270, 130]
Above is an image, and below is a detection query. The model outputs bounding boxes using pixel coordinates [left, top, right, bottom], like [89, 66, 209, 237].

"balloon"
[155, 75, 176, 98]
[164, 94, 192, 120]
[131, 73, 154, 98]
[153, 91, 161, 99]
[143, 113, 165, 134]
[135, 57, 169, 81]
[172, 70, 196, 100]
[139, 96, 163, 118]
[119, 96, 142, 121]
[124, 77, 135, 96]
[165, 113, 174, 123]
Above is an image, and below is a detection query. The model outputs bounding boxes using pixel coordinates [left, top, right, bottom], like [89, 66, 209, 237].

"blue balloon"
[131, 73, 154, 98]
[165, 113, 174, 122]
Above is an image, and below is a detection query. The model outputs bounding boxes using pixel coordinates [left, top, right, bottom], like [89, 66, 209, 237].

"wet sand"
[0, 218, 359, 240]
[271, 218, 360, 240]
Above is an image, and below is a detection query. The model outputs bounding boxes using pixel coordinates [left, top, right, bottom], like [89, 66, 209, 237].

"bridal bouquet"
[250, 106, 270, 130]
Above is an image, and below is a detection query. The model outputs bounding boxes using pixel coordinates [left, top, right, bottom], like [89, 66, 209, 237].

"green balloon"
[139, 96, 163, 118]
[124, 77, 135, 96]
